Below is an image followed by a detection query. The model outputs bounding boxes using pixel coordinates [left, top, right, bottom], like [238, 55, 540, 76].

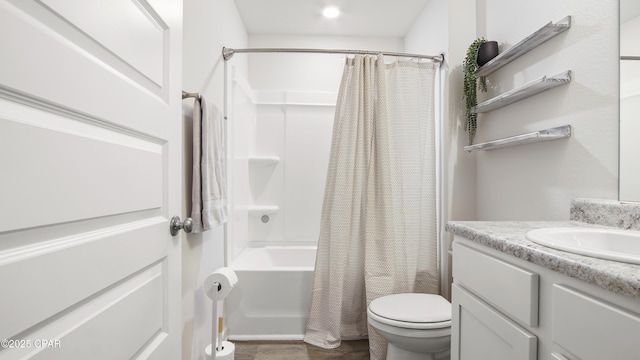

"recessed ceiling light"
[322, 6, 340, 18]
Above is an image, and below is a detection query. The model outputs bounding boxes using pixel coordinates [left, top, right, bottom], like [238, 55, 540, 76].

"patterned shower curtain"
[303, 54, 439, 360]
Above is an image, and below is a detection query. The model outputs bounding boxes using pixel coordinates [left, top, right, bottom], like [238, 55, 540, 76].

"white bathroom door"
[0, 0, 182, 359]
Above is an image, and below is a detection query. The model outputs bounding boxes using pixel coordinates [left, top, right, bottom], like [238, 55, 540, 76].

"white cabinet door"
[0, 0, 182, 359]
[552, 285, 640, 360]
[452, 284, 537, 360]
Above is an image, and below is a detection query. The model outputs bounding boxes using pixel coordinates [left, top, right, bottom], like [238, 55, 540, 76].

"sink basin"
[526, 227, 640, 264]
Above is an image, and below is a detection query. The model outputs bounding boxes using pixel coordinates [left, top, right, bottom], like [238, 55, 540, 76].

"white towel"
[191, 96, 228, 233]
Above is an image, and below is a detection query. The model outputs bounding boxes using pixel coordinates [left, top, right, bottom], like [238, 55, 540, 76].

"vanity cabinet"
[451, 236, 640, 360]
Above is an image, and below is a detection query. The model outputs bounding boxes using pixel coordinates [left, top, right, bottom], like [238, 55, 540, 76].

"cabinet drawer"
[453, 241, 539, 326]
[552, 285, 640, 360]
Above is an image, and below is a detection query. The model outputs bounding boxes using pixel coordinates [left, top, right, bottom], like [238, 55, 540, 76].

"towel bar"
[182, 90, 201, 100]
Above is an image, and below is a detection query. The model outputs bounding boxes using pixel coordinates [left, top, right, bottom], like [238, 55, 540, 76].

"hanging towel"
[191, 96, 228, 233]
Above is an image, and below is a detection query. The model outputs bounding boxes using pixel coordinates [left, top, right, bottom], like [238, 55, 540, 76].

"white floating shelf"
[476, 16, 572, 77]
[474, 71, 571, 113]
[248, 156, 280, 167]
[464, 125, 571, 152]
[248, 205, 280, 216]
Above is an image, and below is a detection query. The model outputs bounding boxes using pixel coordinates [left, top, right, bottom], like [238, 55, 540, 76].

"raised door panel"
[39, 0, 166, 86]
[0, 98, 163, 233]
[452, 284, 537, 360]
[6, 263, 164, 359]
[0, 219, 167, 343]
[552, 285, 640, 360]
[0, 0, 173, 133]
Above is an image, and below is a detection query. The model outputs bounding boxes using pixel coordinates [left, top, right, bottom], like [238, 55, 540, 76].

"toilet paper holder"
[204, 267, 237, 301]
[204, 268, 238, 360]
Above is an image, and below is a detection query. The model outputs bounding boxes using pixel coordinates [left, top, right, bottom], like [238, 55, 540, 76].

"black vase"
[477, 41, 499, 66]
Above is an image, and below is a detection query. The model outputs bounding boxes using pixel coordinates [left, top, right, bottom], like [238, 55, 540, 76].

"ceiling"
[233, 0, 431, 37]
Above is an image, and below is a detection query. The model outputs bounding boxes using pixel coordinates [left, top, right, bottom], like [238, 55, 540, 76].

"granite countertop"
[445, 220, 640, 301]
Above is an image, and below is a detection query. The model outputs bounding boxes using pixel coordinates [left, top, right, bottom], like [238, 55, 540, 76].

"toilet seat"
[368, 293, 451, 330]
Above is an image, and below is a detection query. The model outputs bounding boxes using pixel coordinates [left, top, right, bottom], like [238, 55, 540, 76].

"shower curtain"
[304, 54, 439, 360]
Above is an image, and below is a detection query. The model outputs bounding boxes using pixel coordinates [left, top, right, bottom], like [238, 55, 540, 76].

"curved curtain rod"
[222, 46, 444, 62]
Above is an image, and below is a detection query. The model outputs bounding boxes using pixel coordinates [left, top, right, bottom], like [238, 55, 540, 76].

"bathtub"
[226, 246, 316, 340]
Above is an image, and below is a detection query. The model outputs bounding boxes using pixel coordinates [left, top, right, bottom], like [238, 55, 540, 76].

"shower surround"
[225, 64, 335, 339]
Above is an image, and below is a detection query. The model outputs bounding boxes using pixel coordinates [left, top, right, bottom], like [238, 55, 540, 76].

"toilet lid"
[369, 293, 451, 323]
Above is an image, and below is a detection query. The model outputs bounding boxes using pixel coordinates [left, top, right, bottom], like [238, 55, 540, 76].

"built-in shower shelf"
[464, 125, 571, 152]
[473, 71, 571, 113]
[248, 205, 280, 216]
[476, 16, 572, 77]
[249, 156, 280, 167]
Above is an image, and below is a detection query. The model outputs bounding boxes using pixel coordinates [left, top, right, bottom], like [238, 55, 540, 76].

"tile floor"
[233, 340, 370, 360]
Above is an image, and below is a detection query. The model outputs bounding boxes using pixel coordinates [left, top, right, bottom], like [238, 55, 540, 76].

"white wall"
[247, 34, 403, 91]
[473, 0, 618, 220]
[620, 15, 640, 201]
[181, 1, 248, 359]
[412, 0, 479, 225]
[404, 0, 479, 300]
[404, 0, 448, 57]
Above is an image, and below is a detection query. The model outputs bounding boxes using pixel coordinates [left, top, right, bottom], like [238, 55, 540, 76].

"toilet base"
[388, 343, 450, 360]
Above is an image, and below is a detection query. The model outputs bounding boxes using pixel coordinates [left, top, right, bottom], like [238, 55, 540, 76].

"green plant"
[463, 38, 489, 145]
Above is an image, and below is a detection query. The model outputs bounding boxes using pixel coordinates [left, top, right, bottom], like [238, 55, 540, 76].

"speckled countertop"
[445, 220, 640, 302]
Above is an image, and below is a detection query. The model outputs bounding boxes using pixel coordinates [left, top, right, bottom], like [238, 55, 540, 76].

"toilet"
[367, 293, 451, 360]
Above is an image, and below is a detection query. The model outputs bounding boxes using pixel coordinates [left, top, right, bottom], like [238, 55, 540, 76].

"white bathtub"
[226, 246, 316, 340]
